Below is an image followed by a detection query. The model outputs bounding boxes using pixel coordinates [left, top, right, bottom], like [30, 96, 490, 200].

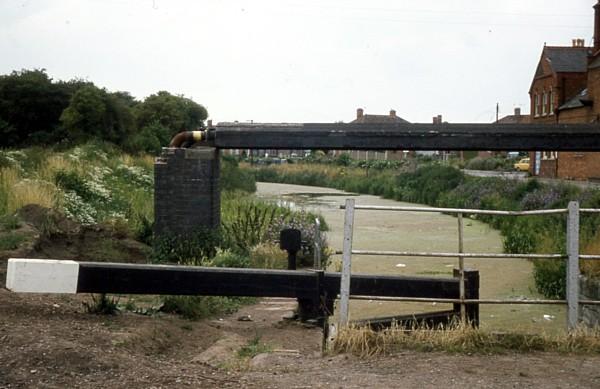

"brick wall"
[154, 147, 220, 237]
[539, 158, 558, 178]
[557, 152, 600, 180]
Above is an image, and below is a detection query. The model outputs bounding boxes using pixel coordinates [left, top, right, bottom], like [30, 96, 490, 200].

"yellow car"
[514, 158, 530, 172]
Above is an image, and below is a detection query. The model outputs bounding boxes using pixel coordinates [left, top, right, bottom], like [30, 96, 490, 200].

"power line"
[286, 2, 591, 19]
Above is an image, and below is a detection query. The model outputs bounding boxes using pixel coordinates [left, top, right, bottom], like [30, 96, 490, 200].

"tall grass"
[332, 323, 600, 356]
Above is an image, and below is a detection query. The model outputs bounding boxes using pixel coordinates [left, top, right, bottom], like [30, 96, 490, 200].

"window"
[548, 89, 553, 115]
[542, 92, 547, 115]
[534, 94, 540, 117]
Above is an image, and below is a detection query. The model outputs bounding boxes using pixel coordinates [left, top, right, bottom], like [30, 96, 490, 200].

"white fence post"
[339, 199, 355, 327]
[314, 218, 321, 269]
[457, 213, 466, 323]
[566, 201, 580, 331]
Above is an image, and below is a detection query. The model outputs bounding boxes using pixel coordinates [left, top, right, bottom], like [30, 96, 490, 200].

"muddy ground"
[2, 204, 600, 388]
[2, 281, 600, 388]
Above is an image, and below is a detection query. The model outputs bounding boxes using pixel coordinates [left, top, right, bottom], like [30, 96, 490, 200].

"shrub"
[465, 157, 507, 171]
[221, 157, 256, 193]
[211, 249, 250, 268]
[160, 295, 249, 320]
[502, 218, 538, 254]
[533, 259, 566, 299]
[266, 212, 329, 267]
[0, 232, 26, 250]
[83, 294, 119, 315]
[249, 243, 288, 269]
[221, 197, 289, 255]
[152, 228, 221, 265]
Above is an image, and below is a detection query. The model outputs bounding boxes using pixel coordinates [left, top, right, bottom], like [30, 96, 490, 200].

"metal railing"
[336, 199, 600, 331]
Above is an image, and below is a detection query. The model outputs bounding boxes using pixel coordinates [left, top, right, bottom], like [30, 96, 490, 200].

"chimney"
[356, 108, 364, 119]
[573, 39, 578, 47]
[514, 107, 521, 116]
[389, 109, 396, 118]
[437, 114, 442, 123]
[432, 116, 438, 124]
[207, 119, 213, 127]
[595, 1, 600, 51]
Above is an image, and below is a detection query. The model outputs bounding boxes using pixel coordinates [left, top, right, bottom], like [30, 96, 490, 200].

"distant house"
[496, 107, 530, 125]
[528, 0, 600, 180]
[478, 108, 530, 159]
[345, 108, 410, 161]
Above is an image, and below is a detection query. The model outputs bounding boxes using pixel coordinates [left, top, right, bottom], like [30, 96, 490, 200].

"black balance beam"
[208, 122, 600, 151]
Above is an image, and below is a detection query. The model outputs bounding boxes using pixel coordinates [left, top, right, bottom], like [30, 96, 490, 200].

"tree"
[0, 69, 72, 146]
[135, 91, 207, 138]
[60, 85, 134, 144]
[124, 122, 170, 154]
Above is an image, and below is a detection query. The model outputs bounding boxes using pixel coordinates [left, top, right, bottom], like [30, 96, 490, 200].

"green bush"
[221, 157, 256, 193]
[221, 197, 289, 255]
[55, 170, 96, 201]
[502, 218, 537, 254]
[83, 294, 119, 315]
[211, 249, 250, 268]
[152, 228, 221, 265]
[533, 259, 566, 299]
[160, 295, 250, 320]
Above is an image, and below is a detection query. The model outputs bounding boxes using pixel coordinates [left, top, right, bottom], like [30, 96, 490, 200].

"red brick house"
[346, 108, 410, 161]
[529, 1, 600, 180]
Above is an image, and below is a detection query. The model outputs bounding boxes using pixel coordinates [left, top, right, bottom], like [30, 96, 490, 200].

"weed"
[237, 335, 272, 359]
[84, 294, 120, 315]
[0, 232, 26, 250]
[0, 214, 20, 230]
[160, 295, 251, 320]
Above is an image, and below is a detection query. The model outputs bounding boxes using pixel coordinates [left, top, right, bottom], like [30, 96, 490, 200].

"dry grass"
[331, 323, 600, 356]
[7, 179, 59, 214]
[37, 155, 80, 182]
[133, 154, 155, 171]
[249, 243, 288, 269]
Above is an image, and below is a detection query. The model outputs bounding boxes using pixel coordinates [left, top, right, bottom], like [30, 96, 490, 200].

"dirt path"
[2, 280, 600, 388]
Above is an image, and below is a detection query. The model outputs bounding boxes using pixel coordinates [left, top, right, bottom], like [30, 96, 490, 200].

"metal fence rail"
[337, 199, 600, 331]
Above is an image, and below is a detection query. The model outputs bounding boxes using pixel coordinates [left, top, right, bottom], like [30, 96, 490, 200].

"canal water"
[256, 182, 566, 333]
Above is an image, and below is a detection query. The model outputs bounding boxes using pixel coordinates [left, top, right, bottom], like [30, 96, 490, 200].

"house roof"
[496, 114, 530, 124]
[558, 88, 592, 110]
[589, 55, 600, 69]
[351, 114, 409, 124]
[534, 46, 590, 78]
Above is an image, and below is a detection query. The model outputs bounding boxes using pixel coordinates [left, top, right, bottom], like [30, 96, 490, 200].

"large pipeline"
[169, 122, 600, 151]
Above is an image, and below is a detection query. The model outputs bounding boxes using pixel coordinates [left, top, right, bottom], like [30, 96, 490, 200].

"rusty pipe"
[169, 130, 207, 148]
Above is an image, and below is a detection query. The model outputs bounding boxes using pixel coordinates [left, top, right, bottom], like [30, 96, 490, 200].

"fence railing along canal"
[336, 199, 600, 331]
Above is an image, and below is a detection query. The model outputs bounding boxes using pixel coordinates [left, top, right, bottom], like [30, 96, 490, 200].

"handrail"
[340, 204, 568, 216]
[334, 250, 568, 260]
[337, 200, 591, 332]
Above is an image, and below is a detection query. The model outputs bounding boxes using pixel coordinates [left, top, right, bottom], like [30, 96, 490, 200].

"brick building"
[528, 1, 600, 180]
[345, 108, 410, 161]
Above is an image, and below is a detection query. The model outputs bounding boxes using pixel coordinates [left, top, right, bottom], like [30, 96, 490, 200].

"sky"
[0, 0, 596, 123]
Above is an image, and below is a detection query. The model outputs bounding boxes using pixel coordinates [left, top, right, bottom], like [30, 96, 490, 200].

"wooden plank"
[8, 259, 466, 301]
[325, 272, 460, 299]
[211, 123, 600, 151]
[77, 263, 318, 298]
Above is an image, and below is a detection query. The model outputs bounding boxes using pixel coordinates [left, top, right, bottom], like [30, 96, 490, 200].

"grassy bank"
[248, 162, 600, 298]
[0, 144, 330, 319]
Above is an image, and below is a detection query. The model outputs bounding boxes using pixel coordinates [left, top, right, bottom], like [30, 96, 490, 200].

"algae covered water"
[256, 182, 566, 333]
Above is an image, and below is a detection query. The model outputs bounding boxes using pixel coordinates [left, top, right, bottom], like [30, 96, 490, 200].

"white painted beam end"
[6, 258, 79, 293]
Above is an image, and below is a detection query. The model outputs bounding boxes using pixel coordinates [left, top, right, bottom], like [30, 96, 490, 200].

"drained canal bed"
[257, 182, 565, 334]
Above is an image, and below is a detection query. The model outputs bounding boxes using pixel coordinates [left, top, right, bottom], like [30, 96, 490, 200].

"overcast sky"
[0, 0, 596, 123]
